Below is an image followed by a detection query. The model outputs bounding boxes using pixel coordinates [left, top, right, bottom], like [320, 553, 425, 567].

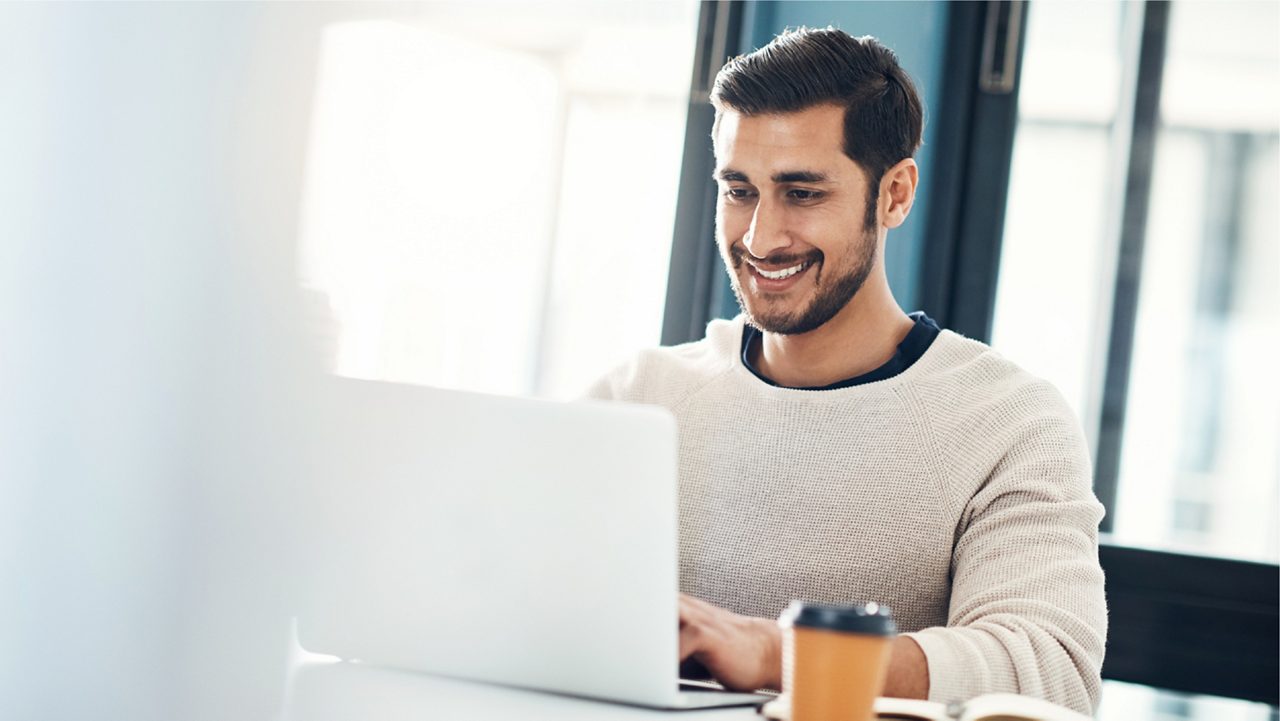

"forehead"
[713, 104, 852, 177]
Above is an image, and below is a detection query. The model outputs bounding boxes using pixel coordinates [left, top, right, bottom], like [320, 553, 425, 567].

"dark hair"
[711, 27, 924, 193]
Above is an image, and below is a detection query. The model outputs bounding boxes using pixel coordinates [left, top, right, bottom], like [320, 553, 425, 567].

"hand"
[677, 593, 782, 692]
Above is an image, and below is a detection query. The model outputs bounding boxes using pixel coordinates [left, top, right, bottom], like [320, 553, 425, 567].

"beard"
[723, 224, 878, 336]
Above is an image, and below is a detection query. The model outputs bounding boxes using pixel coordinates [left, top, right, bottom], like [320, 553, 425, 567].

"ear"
[878, 158, 918, 229]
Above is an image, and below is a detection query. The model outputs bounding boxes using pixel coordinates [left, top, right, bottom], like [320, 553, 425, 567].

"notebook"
[760, 692, 1093, 721]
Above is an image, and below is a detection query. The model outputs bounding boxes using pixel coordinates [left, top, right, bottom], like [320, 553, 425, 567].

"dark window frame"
[1100, 541, 1279, 705]
[917, 0, 1026, 343]
[660, 0, 744, 347]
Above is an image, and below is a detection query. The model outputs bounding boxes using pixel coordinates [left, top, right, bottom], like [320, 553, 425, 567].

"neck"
[751, 271, 914, 388]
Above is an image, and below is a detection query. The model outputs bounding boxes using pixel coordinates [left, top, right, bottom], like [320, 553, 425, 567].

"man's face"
[712, 104, 879, 335]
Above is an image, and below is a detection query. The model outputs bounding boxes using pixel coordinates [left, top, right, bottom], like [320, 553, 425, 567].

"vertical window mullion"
[661, 1, 745, 346]
[1094, 0, 1172, 533]
[919, 0, 1029, 342]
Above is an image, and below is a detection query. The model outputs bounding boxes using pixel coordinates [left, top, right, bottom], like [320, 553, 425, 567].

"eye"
[721, 187, 757, 203]
[787, 188, 824, 202]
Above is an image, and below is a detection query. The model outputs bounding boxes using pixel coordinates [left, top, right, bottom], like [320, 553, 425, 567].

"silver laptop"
[295, 377, 767, 710]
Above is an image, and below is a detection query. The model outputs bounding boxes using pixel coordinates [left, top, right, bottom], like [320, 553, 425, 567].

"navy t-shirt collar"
[740, 311, 941, 390]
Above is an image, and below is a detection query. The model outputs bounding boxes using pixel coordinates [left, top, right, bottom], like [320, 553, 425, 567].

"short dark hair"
[711, 27, 924, 192]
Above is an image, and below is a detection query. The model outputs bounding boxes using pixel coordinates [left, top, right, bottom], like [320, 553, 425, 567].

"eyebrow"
[713, 168, 832, 184]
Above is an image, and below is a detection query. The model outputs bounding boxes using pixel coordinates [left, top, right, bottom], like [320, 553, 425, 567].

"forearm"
[881, 635, 929, 699]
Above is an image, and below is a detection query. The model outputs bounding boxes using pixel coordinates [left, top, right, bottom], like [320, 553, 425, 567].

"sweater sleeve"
[904, 382, 1108, 715]
[583, 357, 641, 402]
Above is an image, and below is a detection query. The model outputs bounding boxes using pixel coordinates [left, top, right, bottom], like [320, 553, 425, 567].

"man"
[588, 28, 1106, 715]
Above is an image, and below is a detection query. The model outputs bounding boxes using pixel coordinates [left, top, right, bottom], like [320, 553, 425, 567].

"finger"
[678, 594, 712, 624]
[678, 595, 703, 627]
[678, 619, 701, 662]
[680, 593, 713, 612]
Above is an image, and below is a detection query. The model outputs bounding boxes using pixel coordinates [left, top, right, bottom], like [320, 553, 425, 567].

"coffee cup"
[777, 600, 896, 721]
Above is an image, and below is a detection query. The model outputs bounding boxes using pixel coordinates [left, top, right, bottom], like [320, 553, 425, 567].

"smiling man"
[589, 28, 1106, 715]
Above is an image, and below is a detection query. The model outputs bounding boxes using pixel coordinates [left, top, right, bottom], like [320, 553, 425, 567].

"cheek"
[716, 203, 752, 239]
[791, 208, 849, 247]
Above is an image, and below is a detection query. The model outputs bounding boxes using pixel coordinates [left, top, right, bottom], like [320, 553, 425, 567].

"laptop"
[294, 377, 768, 710]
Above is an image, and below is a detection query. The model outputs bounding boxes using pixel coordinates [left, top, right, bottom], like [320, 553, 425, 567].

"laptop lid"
[295, 377, 683, 707]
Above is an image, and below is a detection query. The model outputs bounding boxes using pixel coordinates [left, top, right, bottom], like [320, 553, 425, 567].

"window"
[994, 2, 1279, 714]
[1112, 0, 1279, 561]
[297, 2, 700, 399]
[992, 0, 1279, 563]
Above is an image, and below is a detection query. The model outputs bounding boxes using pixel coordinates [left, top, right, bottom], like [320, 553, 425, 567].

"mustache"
[727, 244, 823, 269]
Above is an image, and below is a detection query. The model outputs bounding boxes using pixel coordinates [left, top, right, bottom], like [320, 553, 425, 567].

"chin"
[744, 307, 807, 335]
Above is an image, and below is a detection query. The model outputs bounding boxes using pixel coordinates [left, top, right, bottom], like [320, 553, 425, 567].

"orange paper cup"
[778, 601, 896, 721]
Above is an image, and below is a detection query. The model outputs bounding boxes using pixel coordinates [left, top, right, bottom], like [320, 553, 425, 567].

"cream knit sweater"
[588, 316, 1107, 714]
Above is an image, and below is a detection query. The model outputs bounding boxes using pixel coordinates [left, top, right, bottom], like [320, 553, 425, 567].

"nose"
[742, 198, 791, 260]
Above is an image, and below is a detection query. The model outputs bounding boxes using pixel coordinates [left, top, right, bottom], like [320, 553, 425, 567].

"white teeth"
[756, 263, 806, 280]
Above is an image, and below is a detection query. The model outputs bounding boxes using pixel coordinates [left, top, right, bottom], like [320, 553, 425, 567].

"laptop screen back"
[295, 378, 680, 706]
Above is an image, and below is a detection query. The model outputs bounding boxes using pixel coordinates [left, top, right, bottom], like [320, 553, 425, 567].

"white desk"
[284, 661, 765, 721]
[283, 661, 1280, 721]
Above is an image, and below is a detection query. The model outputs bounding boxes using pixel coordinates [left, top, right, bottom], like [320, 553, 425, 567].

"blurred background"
[1, 2, 1276, 720]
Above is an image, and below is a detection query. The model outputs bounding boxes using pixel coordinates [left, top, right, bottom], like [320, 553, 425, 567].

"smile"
[751, 262, 809, 280]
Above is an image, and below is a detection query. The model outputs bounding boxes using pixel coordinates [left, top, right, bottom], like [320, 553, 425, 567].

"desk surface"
[285, 661, 763, 721]
[285, 660, 1280, 721]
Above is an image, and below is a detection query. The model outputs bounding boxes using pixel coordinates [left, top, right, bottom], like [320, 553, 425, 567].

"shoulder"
[584, 316, 743, 407]
[909, 331, 1096, 514]
[914, 330, 1073, 419]
[909, 330, 1086, 472]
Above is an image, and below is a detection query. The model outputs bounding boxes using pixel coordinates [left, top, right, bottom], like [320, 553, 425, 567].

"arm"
[906, 385, 1107, 715]
[885, 635, 929, 698]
